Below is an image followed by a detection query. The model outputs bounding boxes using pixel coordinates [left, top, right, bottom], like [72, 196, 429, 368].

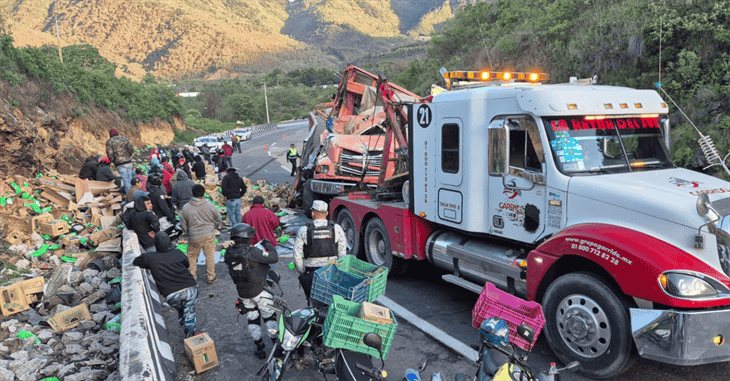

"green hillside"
[396, 0, 730, 169]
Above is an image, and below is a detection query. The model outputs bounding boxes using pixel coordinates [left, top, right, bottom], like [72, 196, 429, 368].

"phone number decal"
[565, 237, 633, 266]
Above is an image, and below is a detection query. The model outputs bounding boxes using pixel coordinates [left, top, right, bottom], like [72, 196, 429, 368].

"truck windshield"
[543, 115, 672, 175]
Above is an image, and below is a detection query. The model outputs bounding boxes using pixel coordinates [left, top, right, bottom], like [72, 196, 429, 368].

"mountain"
[0, 0, 476, 79]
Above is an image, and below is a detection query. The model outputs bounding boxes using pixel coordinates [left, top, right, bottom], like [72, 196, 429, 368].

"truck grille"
[339, 149, 382, 177]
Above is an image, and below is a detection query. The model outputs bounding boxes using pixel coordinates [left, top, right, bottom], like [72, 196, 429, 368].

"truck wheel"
[336, 208, 360, 258]
[364, 218, 406, 275]
[542, 272, 635, 379]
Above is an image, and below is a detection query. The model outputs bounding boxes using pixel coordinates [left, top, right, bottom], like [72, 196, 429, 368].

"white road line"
[280, 165, 290, 172]
[378, 295, 479, 364]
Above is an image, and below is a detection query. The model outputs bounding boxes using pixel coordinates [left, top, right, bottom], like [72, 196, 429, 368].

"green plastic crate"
[323, 295, 397, 359]
[336, 255, 388, 302]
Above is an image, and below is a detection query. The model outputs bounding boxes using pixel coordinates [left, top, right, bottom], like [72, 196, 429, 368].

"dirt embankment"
[0, 82, 183, 177]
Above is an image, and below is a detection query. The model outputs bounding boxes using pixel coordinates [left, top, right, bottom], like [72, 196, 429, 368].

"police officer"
[293, 200, 347, 302]
[286, 144, 300, 176]
[223, 223, 279, 359]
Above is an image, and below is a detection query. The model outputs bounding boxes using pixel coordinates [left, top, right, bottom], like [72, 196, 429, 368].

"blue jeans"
[166, 286, 198, 337]
[226, 198, 241, 226]
[118, 164, 135, 193]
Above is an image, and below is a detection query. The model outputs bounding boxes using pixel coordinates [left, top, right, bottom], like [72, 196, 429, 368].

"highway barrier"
[120, 229, 176, 380]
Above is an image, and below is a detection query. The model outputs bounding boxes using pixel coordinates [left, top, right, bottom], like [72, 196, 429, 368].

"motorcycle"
[472, 318, 579, 381]
[257, 282, 385, 380]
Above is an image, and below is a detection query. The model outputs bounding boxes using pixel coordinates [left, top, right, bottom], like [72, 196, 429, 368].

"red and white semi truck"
[310, 69, 730, 378]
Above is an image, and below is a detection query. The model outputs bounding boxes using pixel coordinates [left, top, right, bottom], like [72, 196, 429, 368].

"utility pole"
[54, 17, 63, 63]
[263, 83, 270, 124]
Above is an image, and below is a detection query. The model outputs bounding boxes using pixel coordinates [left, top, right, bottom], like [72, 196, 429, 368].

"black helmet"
[148, 174, 162, 186]
[230, 223, 255, 240]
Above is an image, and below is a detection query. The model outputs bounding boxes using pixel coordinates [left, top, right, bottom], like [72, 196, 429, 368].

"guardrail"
[120, 229, 176, 380]
[251, 123, 278, 134]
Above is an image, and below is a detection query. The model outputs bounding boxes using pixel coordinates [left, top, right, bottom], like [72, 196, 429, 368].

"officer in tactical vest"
[294, 200, 347, 302]
[223, 223, 279, 359]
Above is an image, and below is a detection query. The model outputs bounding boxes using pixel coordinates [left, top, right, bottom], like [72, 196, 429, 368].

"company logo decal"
[503, 180, 521, 199]
[669, 177, 701, 188]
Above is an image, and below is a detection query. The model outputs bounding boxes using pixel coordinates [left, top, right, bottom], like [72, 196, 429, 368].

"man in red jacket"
[243, 196, 280, 246]
[222, 140, 234, 169]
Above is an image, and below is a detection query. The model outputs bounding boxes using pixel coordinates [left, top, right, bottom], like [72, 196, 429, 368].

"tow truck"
[303, 66, 730, 378]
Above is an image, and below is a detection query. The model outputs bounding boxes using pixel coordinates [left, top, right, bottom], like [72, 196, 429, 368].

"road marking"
[378, 295, 479, 364]
[280, 165, 289, 172]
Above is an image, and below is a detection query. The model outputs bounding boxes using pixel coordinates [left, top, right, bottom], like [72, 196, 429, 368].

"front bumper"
[630, 307, 730, 366]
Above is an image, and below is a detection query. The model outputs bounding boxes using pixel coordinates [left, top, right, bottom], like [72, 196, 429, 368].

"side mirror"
[363, 333, 383, 351]
[662, 118, 671, 151]
[697, 193, 710, 217]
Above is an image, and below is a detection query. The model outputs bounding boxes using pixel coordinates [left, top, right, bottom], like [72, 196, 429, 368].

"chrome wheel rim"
[367, 227, 386, 266]
[556, 294, 611, 358]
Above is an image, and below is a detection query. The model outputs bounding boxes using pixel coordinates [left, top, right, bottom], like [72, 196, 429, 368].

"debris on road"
[0, 171, 124, 381]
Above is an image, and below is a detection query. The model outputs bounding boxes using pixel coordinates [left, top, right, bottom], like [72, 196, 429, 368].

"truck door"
[487, 116, 547, 243]
[437, 118, 463, 224]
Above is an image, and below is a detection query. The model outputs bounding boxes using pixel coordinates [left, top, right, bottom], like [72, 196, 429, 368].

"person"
[95, 157, 122, 187]
[180, 185, 224, 284]
[172, 169, 195, 210]
[223, 223, 278, 359]
[134, 168, 148, 191]
[191, 155, 206, 181]
[149, 146, 160, 162]
[216, 149, 229, 179]
[200, 144, 211, 165]
[126, 177, 149, 203]
[161, 156, 175, 175]
[160, 157, 175, 194]
[105, 128, 135, 193]
[221, 168, 247, 227]
[222, 140, 234, 168]
[126, 196, 160, 252]
[179, 157, 193, 179]
[294, 200, 347, 302]
[286, 144, 300, 176]
[243, 196, 280, 246]
[79, 155, 100, 180]
[234, 134, 242, 153]
[133, 232, 198, 338]
[148, 174, 176, 230]
[182, 146, 195, 164]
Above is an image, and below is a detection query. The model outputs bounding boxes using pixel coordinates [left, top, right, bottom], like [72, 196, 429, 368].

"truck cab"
[329, 71, 730, 378]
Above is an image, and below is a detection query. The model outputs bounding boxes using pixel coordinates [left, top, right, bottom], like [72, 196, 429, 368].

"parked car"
[232, 128, 252, 141]
[193, 136, 224, 151]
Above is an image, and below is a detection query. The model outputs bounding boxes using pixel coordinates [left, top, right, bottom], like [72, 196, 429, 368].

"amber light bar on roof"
[443, 70, 549, 83]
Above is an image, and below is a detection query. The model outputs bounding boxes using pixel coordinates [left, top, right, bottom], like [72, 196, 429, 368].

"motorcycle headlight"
[281, 329, 300, 351]
[659, 272, 718, 298]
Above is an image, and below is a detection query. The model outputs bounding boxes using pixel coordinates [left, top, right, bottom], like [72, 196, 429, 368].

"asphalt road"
[163, 121, 730, 380]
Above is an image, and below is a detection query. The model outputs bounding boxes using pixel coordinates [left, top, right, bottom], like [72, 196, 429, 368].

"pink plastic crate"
[472, 282, 546, 351]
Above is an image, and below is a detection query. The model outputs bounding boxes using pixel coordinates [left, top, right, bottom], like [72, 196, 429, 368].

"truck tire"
[364, 218, 407, 275]
[336, 208, 360, 258]
[542, 272, 635, 379]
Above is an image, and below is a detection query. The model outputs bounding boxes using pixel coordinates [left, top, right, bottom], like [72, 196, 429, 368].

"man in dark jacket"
[148, 174, 176, 229]
[171, 169, 195, 210]
[191, 155, 206, 181]
[128, 196, 160, 252]
[133, 232, 198, 338]
[223, 223, 278, 358]
[79, 155, 100, 180]
[96, 157, 122, 189]
[221, 168, 247, 226]
[105, 128, 135, 193]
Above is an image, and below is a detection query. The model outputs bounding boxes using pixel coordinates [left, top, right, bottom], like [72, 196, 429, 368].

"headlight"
[659, 272, 718, 298]
[281, 329, 300, 351]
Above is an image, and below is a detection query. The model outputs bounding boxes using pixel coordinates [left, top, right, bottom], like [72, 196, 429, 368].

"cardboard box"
[31, 213, 54, 233]
[48, 303, 91, 332]
[0, 283, 30, 316]
[90, 227, 120, 245]
[40, 220, 70, 237]
[184, 333, 219, 373]
[19, 277, 45, 295]
[359, 302, 394, 325]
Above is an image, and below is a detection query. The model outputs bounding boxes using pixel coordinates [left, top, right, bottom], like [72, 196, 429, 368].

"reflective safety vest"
[288, 148, 298, 159]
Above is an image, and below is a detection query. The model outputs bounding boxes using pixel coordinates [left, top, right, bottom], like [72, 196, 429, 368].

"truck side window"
[508, 118, 543, 172]
[441, 123, 460, 173]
